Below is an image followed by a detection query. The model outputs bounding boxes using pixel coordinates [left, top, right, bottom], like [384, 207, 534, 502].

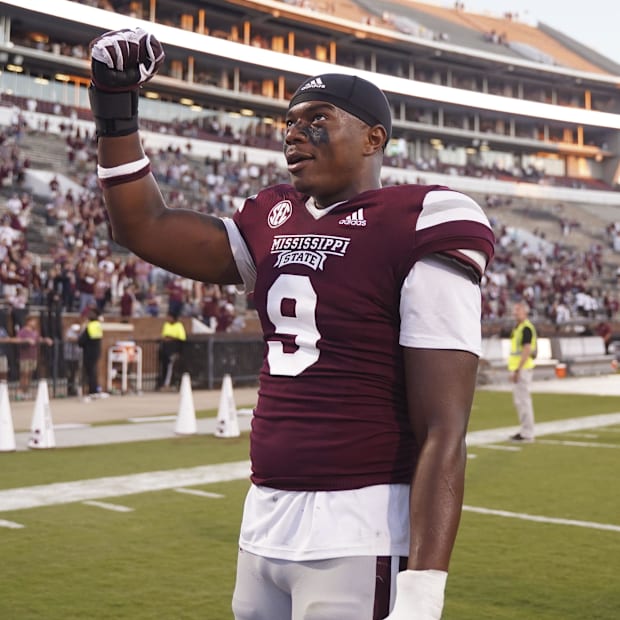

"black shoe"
[510, 433, 534, 442]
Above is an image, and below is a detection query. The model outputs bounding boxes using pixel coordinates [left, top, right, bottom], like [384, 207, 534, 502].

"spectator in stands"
[8, 285, 28, 332]
[595, 321, 613, 353]
[156, 311, 186, 390]
[94, 268, 111, 314]
[6, 193, 22, 216]
[16, 315, 52, 399]
[54, 262, 76, 312]
[76, 262, 97, 313]
[29, 263, 45, 306]
[133, 257, 151, 292]
[144, 284, 161, 317]
[166, 276, 185, 317]
[507, 301, 537, 442]
[0, 215, 21, 248]
[64, 322, 82, 396]
[0, 324, 13, 382]
[200, 283, 221, 329]
[119, 283, 136, 321]
[215, 302, 236, 333]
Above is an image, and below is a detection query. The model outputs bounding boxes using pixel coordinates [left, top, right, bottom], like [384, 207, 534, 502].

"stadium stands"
[0, 0, 618, 394]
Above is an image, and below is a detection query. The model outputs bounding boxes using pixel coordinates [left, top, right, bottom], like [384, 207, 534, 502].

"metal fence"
[1, 334, 263, 400]
[106, 336, 264, 393]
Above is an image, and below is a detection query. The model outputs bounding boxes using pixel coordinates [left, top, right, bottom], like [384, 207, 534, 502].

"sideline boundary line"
[0, 461, 251, 512]
[2, 413, 620, 514]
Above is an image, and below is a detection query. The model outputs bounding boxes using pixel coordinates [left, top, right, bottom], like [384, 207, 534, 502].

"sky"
[430, 1, 619, 64]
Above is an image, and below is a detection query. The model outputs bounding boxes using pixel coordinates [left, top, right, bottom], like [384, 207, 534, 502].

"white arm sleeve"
[222, 217, 257, 293]
[399, 255, 482, 356]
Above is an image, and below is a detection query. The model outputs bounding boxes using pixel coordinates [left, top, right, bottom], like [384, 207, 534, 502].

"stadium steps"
[0, 186, 50, 256]
[24, 199, 50, 256]
[19, 131, 69, 172]
[539, 22, 620, 76]
[371, 1, 606, 74]
[25, 214, 50, 256]
[325, 0, 379, 24]
[354, 0, 516, 59]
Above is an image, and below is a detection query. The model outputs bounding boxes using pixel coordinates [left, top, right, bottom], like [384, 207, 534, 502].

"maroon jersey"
[233, 183, 495, 491]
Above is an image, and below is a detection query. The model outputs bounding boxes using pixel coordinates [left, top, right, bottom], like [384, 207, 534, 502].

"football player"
[88, 27, 495, 619]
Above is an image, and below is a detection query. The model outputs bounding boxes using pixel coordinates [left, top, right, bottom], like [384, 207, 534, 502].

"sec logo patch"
[268, 200, 293, 228]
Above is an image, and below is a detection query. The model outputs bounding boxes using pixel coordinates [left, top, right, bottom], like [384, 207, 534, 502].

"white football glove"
[88, 27, 165, 137]
[90, 27, 164, 91]
[384, 570, 447, 620]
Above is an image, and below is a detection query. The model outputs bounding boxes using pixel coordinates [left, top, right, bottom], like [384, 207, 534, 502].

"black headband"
[288, 73, 392, 143]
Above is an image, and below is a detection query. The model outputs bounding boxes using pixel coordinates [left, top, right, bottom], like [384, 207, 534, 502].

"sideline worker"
[508, 301, 537, 441]
[78, 307, 105, 400]
[157, 312, 186, 389]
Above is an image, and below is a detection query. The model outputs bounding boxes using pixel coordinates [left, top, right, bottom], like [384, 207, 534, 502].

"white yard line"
[174, 488, 224, 498]
[82, 500, 134, 512]
[536, 439, 620, 449]
[0, 518, 24, 529]
[463, 505, 620, 533]
[474, 444, 523, 452]
[466, 412, 620, 446]
[2, 413, 620, 515]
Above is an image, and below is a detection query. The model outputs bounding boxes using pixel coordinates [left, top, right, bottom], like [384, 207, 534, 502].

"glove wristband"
[88, 85, 139, 138]
[390, 569, 447, 619]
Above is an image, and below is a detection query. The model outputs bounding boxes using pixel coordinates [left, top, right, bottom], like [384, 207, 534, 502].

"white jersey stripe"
[422, 189, 481, 209]
[417, 190, 491, 231]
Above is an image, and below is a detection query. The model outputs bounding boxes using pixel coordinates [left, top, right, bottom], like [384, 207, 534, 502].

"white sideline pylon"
[28, 379, 56, 449]
[0, 381, 16, 452]
[175, 373, 197, 435]
[215, 374, 240, 438]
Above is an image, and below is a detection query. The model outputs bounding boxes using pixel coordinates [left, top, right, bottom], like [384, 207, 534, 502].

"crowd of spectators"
[482, 217, 619, 334]
[0, 106, 619, 344]
[0, 121, 254, 337]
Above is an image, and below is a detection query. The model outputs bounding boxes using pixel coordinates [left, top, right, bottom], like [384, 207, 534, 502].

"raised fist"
[90, 27, 164, 92]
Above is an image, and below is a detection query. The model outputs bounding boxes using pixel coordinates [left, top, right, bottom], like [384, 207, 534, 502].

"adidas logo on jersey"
[339, 208, 367, 227]
[300, 77, 326, 91]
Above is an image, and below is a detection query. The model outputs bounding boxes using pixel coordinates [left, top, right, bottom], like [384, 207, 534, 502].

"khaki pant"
[513, 367, 535, 439]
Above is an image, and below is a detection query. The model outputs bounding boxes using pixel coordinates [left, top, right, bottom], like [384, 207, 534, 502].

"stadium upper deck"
[0, 0, 619, 189]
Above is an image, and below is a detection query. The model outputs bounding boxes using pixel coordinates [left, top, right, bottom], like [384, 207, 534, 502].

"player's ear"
[364, 124, 388, 155]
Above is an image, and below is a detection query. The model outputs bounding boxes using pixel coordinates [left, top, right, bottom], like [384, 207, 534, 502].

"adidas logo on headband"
[300, 77, 326, 91]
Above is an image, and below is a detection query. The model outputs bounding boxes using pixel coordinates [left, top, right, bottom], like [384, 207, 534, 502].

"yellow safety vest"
[86, 320, 103, 340]
[508, 319, 537, 371]
[161, 321, 186, 341]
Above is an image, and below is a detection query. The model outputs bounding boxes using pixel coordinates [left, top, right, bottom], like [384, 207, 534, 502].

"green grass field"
[1, 390, 619, 619]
